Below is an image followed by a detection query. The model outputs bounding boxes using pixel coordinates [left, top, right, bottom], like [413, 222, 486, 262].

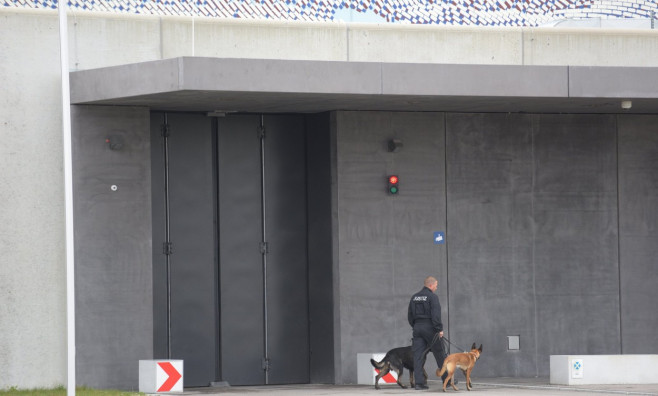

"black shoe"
[414, 384, 429, 390]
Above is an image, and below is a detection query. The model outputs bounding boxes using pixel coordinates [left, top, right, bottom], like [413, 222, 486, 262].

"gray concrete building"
[1, 8, 658, 391]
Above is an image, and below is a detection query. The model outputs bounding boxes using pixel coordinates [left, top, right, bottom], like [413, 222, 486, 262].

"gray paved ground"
[178, 378, 658, 396]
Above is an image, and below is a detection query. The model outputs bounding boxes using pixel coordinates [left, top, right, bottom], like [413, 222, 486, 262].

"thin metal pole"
[259, 115, 269, 384]
[163, 113, 173, 359]
[443, 115, 450, 355]
[58, 3, 76, 396]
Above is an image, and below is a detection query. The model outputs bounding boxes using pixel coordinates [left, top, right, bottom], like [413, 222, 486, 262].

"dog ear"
[478, 344, 483, 352]
[471, 342, 476, 350]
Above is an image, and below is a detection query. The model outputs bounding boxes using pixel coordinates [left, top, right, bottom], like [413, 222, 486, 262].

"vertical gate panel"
[263, 115, 310, 384]
[151, 113, 167, 360]
[154, 113, 311, 387]
[151, 113, 217, 387]
[217, 115, 265, 385]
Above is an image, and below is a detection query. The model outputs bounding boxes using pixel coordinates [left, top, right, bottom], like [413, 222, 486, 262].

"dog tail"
[370, 358, 385, 369]
[436, 361, 448, 378]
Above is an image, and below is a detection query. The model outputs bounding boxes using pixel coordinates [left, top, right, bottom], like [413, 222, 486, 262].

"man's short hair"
[424, 276, 438, 287]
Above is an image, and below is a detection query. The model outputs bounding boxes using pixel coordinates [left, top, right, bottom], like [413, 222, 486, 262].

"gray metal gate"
[152, 112, 310, 387]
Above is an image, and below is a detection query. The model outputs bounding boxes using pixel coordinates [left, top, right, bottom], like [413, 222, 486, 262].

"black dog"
[369, 346, 428, 390]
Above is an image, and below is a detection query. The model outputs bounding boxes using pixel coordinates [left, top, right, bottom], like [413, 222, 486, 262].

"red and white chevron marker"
[157, 361, 183, 392]
[139, 360, 184, 393]
[369, 353, 398, 385]
[374, 368, 398, 384]
[357, 353, 401, 386]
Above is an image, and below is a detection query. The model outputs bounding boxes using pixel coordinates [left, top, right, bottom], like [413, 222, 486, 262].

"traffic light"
[388, 175, 399, 194]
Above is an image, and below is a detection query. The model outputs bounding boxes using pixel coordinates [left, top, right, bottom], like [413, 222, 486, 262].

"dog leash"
[419, 333, 467, 356]
[442, 336, 467, 353]
[425, 332, 441, 354]
[419, 332, 444, 357]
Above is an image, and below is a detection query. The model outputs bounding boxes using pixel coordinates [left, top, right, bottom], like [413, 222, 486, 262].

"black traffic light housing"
[388, 175, 399, 194]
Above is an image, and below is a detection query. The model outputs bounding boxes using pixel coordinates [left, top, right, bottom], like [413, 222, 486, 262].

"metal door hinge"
[161, 124, 170, 137]
[163, 242, 173, 255]
[257, 125, 266, 140]
[262, 357, 271, 372]
[259, 241, 269, 255]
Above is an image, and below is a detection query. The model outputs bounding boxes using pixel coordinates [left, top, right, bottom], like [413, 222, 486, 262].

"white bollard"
[550, 355, 658, 385]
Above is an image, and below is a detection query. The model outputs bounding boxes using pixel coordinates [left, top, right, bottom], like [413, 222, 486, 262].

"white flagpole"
[58, 1, 76, 396]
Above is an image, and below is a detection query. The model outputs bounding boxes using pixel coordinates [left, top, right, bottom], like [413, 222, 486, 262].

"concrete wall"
[2, 7, 658, 390]
[81, 18, 658, 67]
[0, 9, 67, 390]
[333, 111, 448, 382]
[445, 113, 537, 377]
[71, 105, 153, 390]
[333, 111, 658, 382]
[445, 114, 619, 378]
[5, 10, 658, 71]
[617, 115, 658, 354]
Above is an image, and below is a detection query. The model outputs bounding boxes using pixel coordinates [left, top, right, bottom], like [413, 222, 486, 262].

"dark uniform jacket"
[407, 286, 443, 332]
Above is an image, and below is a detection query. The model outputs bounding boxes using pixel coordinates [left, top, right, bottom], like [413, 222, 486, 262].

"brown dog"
[436, 343, 482, 392]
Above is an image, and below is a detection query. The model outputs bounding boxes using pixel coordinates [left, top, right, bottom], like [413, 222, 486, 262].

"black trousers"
[412, 324, 447, 386]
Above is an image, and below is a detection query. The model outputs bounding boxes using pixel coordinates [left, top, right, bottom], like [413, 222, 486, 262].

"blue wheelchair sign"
[434, 231, 445, 244]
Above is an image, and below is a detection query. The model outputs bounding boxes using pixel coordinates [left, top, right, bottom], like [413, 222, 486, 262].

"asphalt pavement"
[176, 377, 658, 396]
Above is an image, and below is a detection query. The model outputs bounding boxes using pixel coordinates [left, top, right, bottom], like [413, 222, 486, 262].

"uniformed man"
[407, 276, 453, 390]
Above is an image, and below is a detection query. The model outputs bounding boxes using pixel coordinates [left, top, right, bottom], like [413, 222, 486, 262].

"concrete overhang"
[70, 57, 658, 114]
